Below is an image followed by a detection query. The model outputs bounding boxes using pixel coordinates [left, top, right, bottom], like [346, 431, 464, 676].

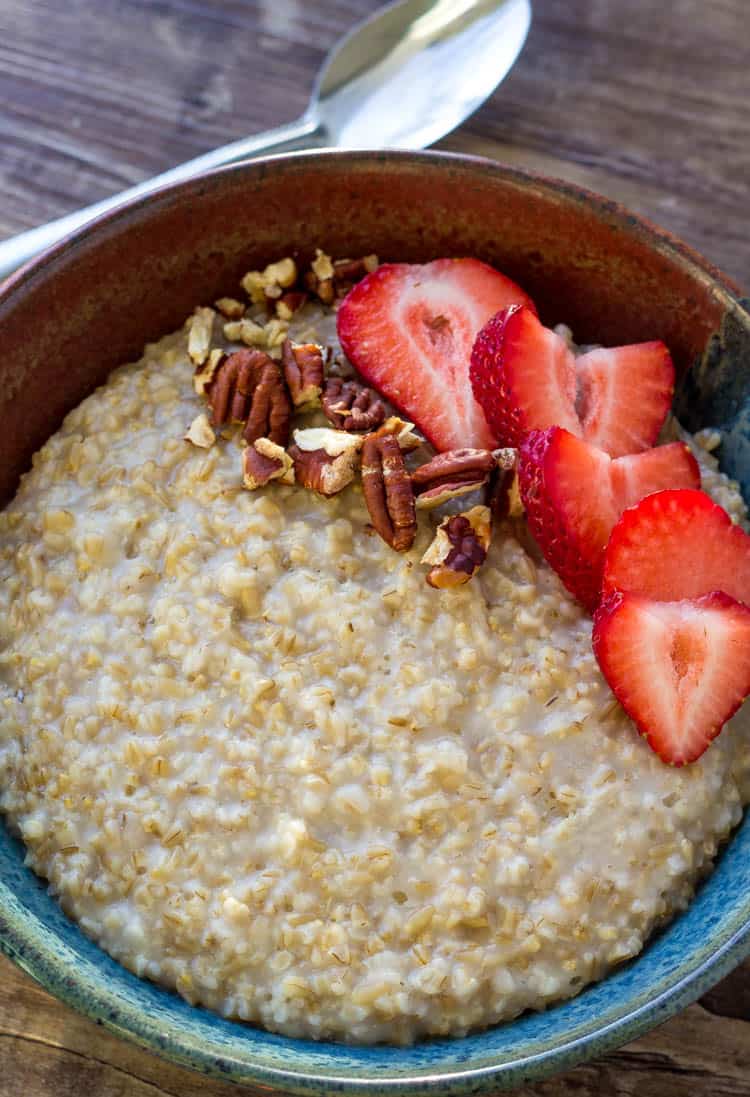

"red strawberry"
[470, 305, 674, 457]
[602, 488, 750, 606]
[518, 428, 701, 611]
[592, 590, 750, 765]
[336, 259, 536, 451]
[471, 306, 579, 447]
[576, 341, 674, 458]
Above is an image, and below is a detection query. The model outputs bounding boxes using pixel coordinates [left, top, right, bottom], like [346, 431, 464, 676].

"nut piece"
[304, 251, 379, 305]
[371, 416, 422, 451]
[223, 317, 267, 347]
[289, 428, 364, 496]
[412, 448, 497, 509]
[210, 349, 292, 447]
[322, 377, 386, 432]
[242, 438, 295, 490]
[281, 339, 326, 408]
[332, 254, 379, 285]
[187, 306, 216, 366]
[422, 506, 491, 589]
[241, 257, 298, 306]
[276, 291, 307, 321]
[361, 434, 417, 551]
[184, 413, 216, 449]
[486, 448, 520, 520]
[193, 348, 225, 397]
[304, 248, 335, 305]
[214, 296, 246, 319]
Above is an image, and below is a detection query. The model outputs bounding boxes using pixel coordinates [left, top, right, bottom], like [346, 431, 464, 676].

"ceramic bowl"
[0, 150, 748, 1094]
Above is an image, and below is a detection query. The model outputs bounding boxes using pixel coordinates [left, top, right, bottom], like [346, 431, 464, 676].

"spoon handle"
[0, 114, 325, 282]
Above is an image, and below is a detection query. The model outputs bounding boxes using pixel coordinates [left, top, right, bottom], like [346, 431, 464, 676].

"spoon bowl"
[0, 0, 530, 280]
[315, 0, 531, 149]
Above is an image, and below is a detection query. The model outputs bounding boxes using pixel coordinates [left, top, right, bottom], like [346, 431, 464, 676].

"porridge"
[0, 254, 749, 1044]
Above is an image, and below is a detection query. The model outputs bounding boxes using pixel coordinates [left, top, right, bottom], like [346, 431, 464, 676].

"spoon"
[0, 0, 531, 280]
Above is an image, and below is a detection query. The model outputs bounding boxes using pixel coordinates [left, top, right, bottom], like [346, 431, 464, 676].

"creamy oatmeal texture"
[0, 306, 749, 1044]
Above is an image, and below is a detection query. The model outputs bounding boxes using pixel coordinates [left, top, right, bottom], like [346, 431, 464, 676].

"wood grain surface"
[0, 0, 748, 1094]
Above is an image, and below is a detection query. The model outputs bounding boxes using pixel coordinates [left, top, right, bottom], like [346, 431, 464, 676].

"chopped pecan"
[289, 428, 363, 495]
[422, 506, 491, 589]
[223, 317, 267, 347]
[493, 447, 517, 471]
[361, 434, 417, 551]
[486, 448, 520, 520]
[214, 296, 245, 319]
[187, 306, 216, 366]
[210, 349, 292, 447]
[371, 416, 422, 451]
[304, 248, 336, 305]
[322, 377, 386, 432]
[305, 251, 379, 304]
[281, 339, 326, 408]
[412, 448, 496, 509]
[241, 257, 298, 307]
[184, 413, 216, 448]
[332, 254, 379, 285]
[193, 348, 225, 397]
[242, 438, 294, 490]
[276, 291, 307, 321]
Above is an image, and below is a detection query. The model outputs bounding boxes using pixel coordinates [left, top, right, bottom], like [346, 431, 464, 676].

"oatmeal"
[0, 291, 749, 1044]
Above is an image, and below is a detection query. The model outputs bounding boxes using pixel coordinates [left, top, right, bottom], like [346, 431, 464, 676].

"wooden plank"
[0, 955, 748, 1096]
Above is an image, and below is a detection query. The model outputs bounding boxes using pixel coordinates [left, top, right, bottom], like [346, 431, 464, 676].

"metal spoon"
[0, 0, 531, 280]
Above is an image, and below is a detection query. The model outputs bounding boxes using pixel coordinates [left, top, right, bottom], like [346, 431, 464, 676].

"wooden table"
[0, 1, 748, 1094]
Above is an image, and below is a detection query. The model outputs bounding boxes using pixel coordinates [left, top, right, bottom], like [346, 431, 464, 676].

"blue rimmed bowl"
[0, 150, 748, 1092]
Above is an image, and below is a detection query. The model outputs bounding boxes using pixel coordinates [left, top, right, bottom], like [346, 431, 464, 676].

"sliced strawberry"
[576, 342, 674, 457]
[602, 488, 750, 606]
[336, 259, 535, 452]
[518, 428, 701, 611]
[470, 306, 674, 457]
[593, 590, 750, 765]
[470, 305, 579, 448]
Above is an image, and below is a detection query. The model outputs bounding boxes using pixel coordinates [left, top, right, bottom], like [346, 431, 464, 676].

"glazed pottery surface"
[0, 150, 748, 1094]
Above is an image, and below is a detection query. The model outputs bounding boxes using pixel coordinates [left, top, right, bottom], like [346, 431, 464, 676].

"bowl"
[0, 149, 749, 1093]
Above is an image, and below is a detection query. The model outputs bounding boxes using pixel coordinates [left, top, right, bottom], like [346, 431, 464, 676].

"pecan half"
[422, 506, 491, 589]
[242, 438, 294, 490]
[289, 428, 364, 495]
[322, 377, 386, 432]
[210, 349, 292, 446]
[412, 449, 496, 509]
[361, 434, 417, 551]
[243, 358, 292, 446]
[281, 339, 325, 408]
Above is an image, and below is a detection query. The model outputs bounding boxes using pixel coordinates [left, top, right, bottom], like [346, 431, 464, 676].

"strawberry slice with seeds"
[576, 341, 674, 457]
[518, 428, 701, 611]
[602, 488, 750, 606]
[470, 305, 674, 457]
[471, 306, 579, 448]
[336, 259, 536, 452]
[593, 590, 750, 765]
